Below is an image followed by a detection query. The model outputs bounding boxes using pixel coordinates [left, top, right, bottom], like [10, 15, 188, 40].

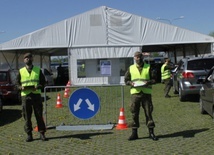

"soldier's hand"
[131, 82, 134, 86]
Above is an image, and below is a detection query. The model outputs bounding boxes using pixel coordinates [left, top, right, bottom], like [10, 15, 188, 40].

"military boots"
[149, 128, 158, 141]
[128, 129, 138, 141]
[26, 133, 33, 142]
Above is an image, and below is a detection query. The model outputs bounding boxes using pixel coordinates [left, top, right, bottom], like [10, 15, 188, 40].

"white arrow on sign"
[85, 99, 94, 111]
[74, 98, 83, 111]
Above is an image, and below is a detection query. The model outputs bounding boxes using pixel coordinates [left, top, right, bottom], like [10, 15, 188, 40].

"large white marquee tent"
[0, 6, 213, 85]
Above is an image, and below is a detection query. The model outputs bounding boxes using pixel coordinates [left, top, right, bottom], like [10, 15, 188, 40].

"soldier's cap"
[164, 57, 170, 61]
[23, 53, 32, 59]
[134, 51, 142, 57]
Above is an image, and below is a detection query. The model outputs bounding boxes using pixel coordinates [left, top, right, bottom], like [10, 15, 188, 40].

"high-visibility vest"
[20, 66, 41, 96]
[130, 63, 152, 94]
[161, 64, 171, 80]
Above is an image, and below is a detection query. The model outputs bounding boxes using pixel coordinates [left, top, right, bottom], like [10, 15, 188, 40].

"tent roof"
[0, 6, 213, 56]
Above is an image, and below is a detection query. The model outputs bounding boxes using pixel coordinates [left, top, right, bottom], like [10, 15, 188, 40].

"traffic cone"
[67, 80, 71, 87]
[116, 107, 128, 130]
[64, 81, 71, 98]
[66, 81, 71, 92]
[63, 88, 69, 98]
[34, 126, 38, 132]
[34, 117, 45, 132]
[56, 93, 63, 108]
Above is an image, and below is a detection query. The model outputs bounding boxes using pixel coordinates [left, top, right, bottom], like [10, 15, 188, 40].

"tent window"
[90, 14, 102, 26]
[77, 60, 86, 78]
[77, 58, 133, 78]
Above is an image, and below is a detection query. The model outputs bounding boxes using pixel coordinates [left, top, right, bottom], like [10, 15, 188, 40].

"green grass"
[1, 83, 214, 155]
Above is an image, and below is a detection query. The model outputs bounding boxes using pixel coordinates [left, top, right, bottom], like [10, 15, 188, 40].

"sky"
[0, 0, 214, 43]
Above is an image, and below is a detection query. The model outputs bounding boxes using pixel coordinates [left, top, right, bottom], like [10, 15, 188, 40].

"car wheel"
[178, 85, 185, 102]
[199, 98, 206, 114]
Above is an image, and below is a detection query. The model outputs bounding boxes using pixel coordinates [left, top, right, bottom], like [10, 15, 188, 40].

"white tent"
[0, 6, 214, 85]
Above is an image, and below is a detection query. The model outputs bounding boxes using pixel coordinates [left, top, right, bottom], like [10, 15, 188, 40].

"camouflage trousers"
[129, 92, 155, 129]
[163, 78, 173, 96]
[21, 93, 46, 134]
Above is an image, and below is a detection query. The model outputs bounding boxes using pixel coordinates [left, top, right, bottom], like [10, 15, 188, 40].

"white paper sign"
[133, 81, 146, 87]
[100, 60, 111, 76]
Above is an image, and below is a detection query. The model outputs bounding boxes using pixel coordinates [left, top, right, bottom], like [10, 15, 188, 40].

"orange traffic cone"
[67, 80, 71, 87]
[116, 107, 128, 130]
[64, 81, 71, 98]
[56, 93, 63, 108]
[34, 126, 38, 132]
[34, 117, 45, 132]
[64, 88, 69, 98]
[66, 81, 71, 92]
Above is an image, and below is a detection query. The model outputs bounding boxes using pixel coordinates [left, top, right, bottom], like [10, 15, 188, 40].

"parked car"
[0, 69, 21, 111]
[198, 66, 214, 117]
[0, 95, 2, 112]
[172, 56, 214, 101]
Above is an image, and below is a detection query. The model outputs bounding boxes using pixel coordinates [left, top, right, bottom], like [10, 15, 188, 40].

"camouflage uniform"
[124, 62, 156, 129]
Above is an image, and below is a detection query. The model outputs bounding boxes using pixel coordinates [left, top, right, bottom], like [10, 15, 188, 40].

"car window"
[187, 59, 214, 70]
[0, 72, 7, 81]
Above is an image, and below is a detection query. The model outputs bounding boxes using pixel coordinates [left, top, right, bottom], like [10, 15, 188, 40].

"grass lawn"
[1, 83, 214, 155]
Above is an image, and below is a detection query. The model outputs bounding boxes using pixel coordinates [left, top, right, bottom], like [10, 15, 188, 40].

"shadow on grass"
[46, 131, 113, 140]
[0, 109, 22, 126]
[157, 128, 209, 139]
[181, 94, 200, 102]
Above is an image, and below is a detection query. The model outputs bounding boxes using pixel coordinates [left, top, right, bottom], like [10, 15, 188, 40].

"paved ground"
[1, 84, 214, 155]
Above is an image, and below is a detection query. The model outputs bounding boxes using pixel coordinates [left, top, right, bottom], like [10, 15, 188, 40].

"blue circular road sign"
[68, 88, 100, 120]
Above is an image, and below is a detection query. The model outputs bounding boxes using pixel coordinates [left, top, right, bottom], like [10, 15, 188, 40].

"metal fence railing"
[43, 84, 130, 130]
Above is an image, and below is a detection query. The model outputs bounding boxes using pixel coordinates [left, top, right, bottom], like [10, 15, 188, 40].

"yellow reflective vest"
[20, 66, 41, 96]
[130, 63, 152, 94]
[161, 64, 171, 80]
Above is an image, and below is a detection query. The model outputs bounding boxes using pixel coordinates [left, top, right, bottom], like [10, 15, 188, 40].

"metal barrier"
[43, 84, 129, 130]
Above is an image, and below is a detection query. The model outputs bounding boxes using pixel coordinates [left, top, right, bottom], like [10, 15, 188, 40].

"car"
[0, 69, 21, 111]
[0, 95, 3, 112]
[172, 56, 214, 101]
[198, 66, 214, 117]
[41, 68, 55, 86]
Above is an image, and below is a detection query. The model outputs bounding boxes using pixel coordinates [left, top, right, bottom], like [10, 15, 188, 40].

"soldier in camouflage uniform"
[124, 51, 158, 141]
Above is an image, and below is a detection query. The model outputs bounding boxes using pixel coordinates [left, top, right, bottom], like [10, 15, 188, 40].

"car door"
[202, 68, 214, 115]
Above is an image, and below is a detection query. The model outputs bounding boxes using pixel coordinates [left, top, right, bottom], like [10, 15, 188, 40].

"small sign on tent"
[100, 60, 111, 76]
